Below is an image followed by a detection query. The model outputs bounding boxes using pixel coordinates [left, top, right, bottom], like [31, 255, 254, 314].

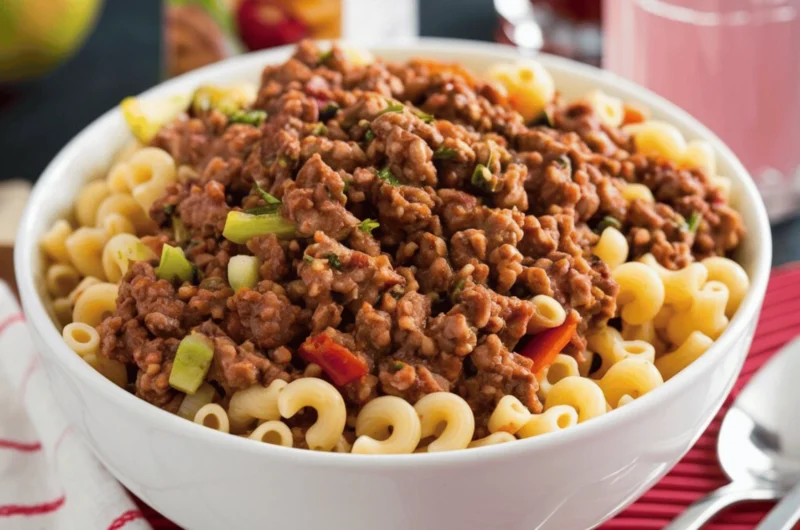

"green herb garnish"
[377, 167, 400, 185]
[686, 211, 702, 233]
[357, 218, 380, 234]
[555, 154, 572, 177]
[311, 122, 327, 136]
[414, 110, 435, 123]
[433, 146, 457, 160]
[303, 255, 314, 264]
[319, 102, 340, 121]
[229, 109, 267, 127]
[595, 216, 622, 233]
[377, 99, 404, 116]
[364, 129, 376, 142]
[326, 253, 342, 270]
[319, 49, 333, 64]
[450, 278, 466, 303]
[389, 361, 406, 373]
[531, 109, 554, 127]
[251, 182, 281, 215]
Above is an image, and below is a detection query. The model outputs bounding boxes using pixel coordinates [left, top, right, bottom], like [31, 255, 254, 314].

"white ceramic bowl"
[15, 39, 772, 530]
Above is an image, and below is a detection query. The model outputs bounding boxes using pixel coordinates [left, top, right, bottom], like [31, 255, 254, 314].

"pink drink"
[603, 0, 800, 221]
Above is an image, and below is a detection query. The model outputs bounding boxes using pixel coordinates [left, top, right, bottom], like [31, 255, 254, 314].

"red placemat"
[133, 265, 800, 530]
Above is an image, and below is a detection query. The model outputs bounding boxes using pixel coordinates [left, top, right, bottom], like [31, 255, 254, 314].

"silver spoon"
[666, 336, 800, 530]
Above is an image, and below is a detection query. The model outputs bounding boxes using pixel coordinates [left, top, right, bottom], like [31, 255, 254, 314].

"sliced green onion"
[228, 255, 260, 291]
[471, 164, 496, 192]
[433, 146, 457, 160]
[377, 167, 400, 185]
[253, 182, 281, 205]
[229, 109, 267, 127]
[157, 244, 195, 283]
[364, 129, 376, 142]
[595, 216, 623, 233]
[686, 211, 702, 233]
[415, 110, 435, 123]
[222, 211, 297, 244]
[377, 99, 404, 116]
[177, 383, 216, 419]
[357, 218, 380, 234]
[169, 333, 215, 394]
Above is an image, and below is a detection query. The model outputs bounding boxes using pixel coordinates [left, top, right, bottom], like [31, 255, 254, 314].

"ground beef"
[98, 39, 745, 437]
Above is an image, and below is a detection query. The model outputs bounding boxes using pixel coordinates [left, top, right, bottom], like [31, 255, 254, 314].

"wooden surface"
[0, 180, 31, 298]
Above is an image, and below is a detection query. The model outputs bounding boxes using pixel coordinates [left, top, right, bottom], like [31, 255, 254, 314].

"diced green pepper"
[377, 167, 400, 185]
[686, 211, 702, 233]
[156, 244, 195, 283]
[357, 218, 380, 234]
[222, 211, 297, 244]
[228, 110, 267, 127]
[433, 146, 457, 160]
[228, 255, 260, 291]
[169, 333, 215, 394]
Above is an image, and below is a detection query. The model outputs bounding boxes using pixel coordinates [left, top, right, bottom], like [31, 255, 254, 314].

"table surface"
[0, 0, 796, 265]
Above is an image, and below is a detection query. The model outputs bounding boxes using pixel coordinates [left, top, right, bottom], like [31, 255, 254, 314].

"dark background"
[0, 0, 796, 264]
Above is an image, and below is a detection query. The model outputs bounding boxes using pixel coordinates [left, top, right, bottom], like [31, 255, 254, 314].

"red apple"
[236, 0, 308, 51]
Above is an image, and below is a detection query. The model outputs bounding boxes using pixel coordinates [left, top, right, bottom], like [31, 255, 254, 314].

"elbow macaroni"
[583, 90, 624, 128]
[468, 432, 516, 448]
[666, 281, 729, 344]
[593, 227, 629, 270]
[613, 262, 665, 325]
[537, 353, 580, 401]
[528, 294, 567, 333]
[414, 392, 474, 452]
[702, 257, 749, 317]
[278, 378, 346, 451]
[487, 395, 532, 435]
[75, 180, 111, 227]
[249, 420, 294, 447]
[45, 264, 81, 298]
[41, 220, 73, 264]
[640, 254, 707, 310]
[487, 60, 555, 121]
[597, 357, 663, 408]
[544, 377, 606, 423]
[62, 322, 100, 358]
[72, 282, 118, 327]
[65, 227, 108, 280]
[517, 405, 578, 438]
[125, 147, 178, 212]
[101, 233, 157, 283]
[352, 396, 421, 455]
[228, 379, 288, 432]
[655, 331, 714, 381]
[194, 403, 230, 433]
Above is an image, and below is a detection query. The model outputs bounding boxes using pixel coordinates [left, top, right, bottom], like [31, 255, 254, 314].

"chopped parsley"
[326, 253, 342, 270]
[357, 218, 380, 234]
[303, 255, 314, 264]
[228, 110, 267, 127]
[364, 129, 376, 142]
[311, 122, 327, 136]
[376, 99, 404, 116]
[595, 216, 622, 233]
[248, 182, 281, 215]
[319, 102, 340, 121]
[389, 361, 406, 373]
[686, 211, 702, 233]
[433, 146, 457, 160]
[377, 167, 400, 185]
[414, 110, 435, 124]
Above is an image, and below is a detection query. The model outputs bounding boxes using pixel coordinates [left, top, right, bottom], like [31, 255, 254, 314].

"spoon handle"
[754, 482, 800, 530]
[664, 482, 781, 530]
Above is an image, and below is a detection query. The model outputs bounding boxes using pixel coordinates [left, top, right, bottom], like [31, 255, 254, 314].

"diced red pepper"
[519, 312, 580, 379]
[298, 333, 368, 386]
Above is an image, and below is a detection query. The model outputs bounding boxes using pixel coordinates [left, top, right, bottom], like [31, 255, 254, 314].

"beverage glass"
[603, 0, 800, 222]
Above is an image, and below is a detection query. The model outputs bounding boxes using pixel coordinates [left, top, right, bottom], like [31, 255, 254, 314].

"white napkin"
[0, 281, 152, 530]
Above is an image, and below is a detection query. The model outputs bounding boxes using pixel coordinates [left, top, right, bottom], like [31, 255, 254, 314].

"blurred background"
[0, 0, 798, 269]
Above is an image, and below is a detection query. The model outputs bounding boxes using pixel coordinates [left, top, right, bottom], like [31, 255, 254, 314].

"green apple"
[0, 0, 103, 81]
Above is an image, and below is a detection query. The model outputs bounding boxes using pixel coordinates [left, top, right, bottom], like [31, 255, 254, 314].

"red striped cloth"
[125, 264, 796, 529]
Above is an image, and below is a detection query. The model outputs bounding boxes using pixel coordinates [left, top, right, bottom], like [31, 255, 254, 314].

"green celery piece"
[156, 244, 194, 282]
[169, 333, 215, 394]
[228, 255, 260, 291]
[222, 211, 297, 244]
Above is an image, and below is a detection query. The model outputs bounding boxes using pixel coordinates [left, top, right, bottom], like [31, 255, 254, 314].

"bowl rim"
[15, 37, 772, 468]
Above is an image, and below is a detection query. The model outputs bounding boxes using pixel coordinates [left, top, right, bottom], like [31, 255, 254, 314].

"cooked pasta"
[487, 60, 555, 121]
[278, 378, 346, 451]
[95, 193, 153, 235]
[228, 379, 288, 432]
[712, 176, 733, 202]
[468, 432, 516, 448]
[65, 227, 108, 280]
[666, 280, 729, 344]
[622, 183, 655, 204]
[45, 263, 81, 298]
[352, 396, 422, 455]
[702, 257, 749, 317]
[194, 403, 230, 433]
[528, 294, 567, 333]
[639, 254, 707, 310]
[101, 233, 157, 283]
[75, 180, 111, 227]
[655, 331, 714, 381]
[126, 147, 177, 211]
[40, 220, 73, 264]
[68, 276, 101, 306]
[583, 89, 624, 128]
[488, 395, 532, 435]
[544, 377, 606, 423]
[587, 326, 655, 378]
[624, 120, 687, 162]
[680, 139, 716, 177]
[537, 353, 580, 401]
[177, 383, 216, 420]
[249, 420, 294, 447]
[414, 392, 474, 452]
[612, 262, 665, 325]
[51, 298, 73, 327]
[72, 282, 118, 327]
[597, 357, 663, 408]
[100, 212, 136, 237]
[593, 227, 629, 270]
[62, 322, 100, 357]
[517, 405, 578, 438]
[107, 162, 135, 194]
